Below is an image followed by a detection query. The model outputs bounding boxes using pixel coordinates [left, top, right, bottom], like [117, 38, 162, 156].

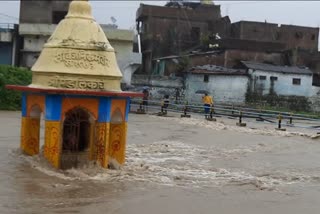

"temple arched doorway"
[61, 107, 93, 169]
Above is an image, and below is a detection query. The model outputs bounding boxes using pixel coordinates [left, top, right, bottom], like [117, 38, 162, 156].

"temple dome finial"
[66, 0, 94, 20]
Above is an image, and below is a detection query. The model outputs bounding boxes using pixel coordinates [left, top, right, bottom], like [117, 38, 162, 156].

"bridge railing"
[130, 98, 320, 124]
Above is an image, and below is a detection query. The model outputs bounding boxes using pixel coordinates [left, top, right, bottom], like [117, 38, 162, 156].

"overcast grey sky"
[1, 1, 320, 30]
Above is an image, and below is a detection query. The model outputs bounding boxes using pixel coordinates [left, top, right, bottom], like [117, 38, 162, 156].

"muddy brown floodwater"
[1, 111, 320, 214]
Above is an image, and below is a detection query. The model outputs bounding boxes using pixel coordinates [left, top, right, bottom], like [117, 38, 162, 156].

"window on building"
[191, 27, 200, 42]
[292, 78, 301, 85]
[204, 75, 209, 82]
[52, 11, 68, 24]
[259, 75, 266, 80]
[142, 23, 148, 33]
[311, 34, 316, 41]
[312, 73, 320, 86]
[270, 76, 278, 81]
[295, 32, 303, 39]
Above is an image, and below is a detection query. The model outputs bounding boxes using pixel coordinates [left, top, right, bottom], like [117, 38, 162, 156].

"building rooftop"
[136, 3, 221, 22]
[188, 64, 246, 75]
[153, 51, 221, 61]
[232, 20, 278, 26]
[165, 1, 215, 9]
[19, 23, 135, 42]
[241, 61, 313, 75]
[101, 25, 134, 42]
[233, 20, 319, 30]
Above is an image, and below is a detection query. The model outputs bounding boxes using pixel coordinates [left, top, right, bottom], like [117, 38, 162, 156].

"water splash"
[9, 141, 320, 191]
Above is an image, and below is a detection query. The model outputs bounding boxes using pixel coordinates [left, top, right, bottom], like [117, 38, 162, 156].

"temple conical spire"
[30, 0, 123, 91]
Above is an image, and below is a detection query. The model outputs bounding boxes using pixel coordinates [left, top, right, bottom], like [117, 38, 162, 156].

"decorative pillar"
[109, 99, 129, 166]
[43, 95, 62, 168]
[44, 121, 61, 168]
[20, 117, 40, 156]
[94, 97, 111, 167]
[20, 93, 44, 156]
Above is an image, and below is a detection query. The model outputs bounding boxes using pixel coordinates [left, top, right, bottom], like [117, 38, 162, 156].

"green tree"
[0, 65, 32, 110]
[176, 56, 190, 73]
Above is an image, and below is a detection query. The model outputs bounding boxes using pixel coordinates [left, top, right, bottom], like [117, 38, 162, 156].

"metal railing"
[0, 23, 15, 30]
[130, 98, 320, 129]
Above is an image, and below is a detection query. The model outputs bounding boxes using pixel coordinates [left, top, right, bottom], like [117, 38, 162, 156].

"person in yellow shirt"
[202, 93, 213, 118]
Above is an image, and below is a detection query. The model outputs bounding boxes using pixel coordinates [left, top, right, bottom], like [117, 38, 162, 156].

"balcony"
[19, 23, 57, 36]
[0, 23, 16, 42]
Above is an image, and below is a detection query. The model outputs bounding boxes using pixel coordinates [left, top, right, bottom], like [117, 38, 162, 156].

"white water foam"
[9, 141, 320, 191]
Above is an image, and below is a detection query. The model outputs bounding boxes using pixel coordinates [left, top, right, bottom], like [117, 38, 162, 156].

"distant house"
[241, 61, 313, 97]
[184, 65, 248, 104]
[0, 24, 19, 66]
[101, 27, 142, 86]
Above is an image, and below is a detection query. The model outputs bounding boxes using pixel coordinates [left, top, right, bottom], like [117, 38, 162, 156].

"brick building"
[135, 1, 320, 78]
[135, 1, 227, 74]
[230, 21, 319, 52]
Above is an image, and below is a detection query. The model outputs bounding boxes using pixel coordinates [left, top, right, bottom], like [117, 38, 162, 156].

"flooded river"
[1, 111, 320, 213]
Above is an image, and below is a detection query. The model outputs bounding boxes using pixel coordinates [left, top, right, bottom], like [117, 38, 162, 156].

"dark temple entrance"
[61, 108, 92, 169]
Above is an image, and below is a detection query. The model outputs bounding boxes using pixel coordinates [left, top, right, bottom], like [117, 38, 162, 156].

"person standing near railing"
[161, 95, 170, 114]
[142, 89, 149, 111]
[202, 93, 213, 119]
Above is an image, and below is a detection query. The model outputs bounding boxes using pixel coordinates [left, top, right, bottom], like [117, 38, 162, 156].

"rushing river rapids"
[1, 111, 320, 213]
[9, 115, 320, 189]
[12, 140, 320, 191]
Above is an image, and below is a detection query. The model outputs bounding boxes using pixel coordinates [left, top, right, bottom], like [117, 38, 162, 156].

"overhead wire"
[0, 12, 19, 21]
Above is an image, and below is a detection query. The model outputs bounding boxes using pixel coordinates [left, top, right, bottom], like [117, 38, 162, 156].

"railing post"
[210, 105, 213, 119]
[275, 113, 286, 131]
[236, 110, 246, 127]
[136, 99, 146, 114]
[278, 114, 282, 129]
[288, 113, 293, 125]
[181, 101, 191, 118]
[206, 104, 216, 121]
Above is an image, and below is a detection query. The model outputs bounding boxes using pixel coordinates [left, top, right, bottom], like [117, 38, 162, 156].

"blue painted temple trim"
[21, 92, 27, 117]
[98, 98, 111, 122]
[125, 98, 131, 122]
[45, 95, 62, 121]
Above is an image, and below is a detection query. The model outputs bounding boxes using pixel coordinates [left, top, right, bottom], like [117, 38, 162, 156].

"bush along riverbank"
[0, 65, 32, 110]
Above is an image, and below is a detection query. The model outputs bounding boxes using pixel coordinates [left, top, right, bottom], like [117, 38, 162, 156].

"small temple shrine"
[6, 0, 142, 169]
